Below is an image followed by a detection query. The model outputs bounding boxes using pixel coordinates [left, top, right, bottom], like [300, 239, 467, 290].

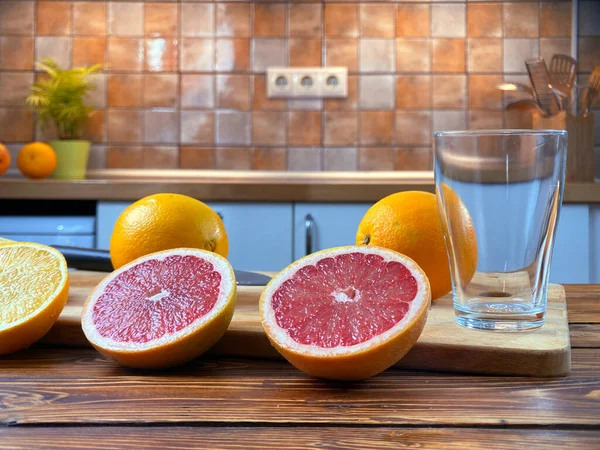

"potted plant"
[26, 58, 101, 180]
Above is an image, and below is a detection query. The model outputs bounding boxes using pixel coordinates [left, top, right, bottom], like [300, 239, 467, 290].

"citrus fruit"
[0, 143, 10, 175]
[110, 193, 228, 270]
[0, 237, 14, 245]
[81, 248, 237, 369]
[0, 242, 69, 355]
[17, 142, 57, 179]
[356, 191, 477, 300]
[260, 246, 431, 381]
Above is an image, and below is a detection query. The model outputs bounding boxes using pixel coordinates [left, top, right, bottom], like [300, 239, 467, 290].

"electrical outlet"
[267, 67, 348, 99]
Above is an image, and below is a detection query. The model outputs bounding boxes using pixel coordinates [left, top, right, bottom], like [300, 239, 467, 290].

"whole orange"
[356, 190, 477, 300]
[0, 143, 10, 175]
[17, 142, 57, 179]
[110, 193, 229, 269]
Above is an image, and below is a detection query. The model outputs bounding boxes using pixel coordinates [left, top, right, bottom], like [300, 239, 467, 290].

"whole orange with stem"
[356, 190, 477, 300]
[17, 142, 57, 179]
[0, 143, 10, 175]
[110, 193, 229, 270]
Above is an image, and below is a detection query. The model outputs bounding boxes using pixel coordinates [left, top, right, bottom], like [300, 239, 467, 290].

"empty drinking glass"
[434, 130, 567, 331]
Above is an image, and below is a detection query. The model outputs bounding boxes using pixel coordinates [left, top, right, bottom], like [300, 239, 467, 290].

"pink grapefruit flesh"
[82, 248, 236, 369]
[260, 246, 431, 380]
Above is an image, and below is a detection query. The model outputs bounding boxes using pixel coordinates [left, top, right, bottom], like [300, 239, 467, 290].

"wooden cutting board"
[40, 271, 571, 377]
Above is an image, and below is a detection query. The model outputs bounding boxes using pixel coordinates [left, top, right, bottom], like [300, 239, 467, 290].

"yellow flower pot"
[50, 140, 90, 180]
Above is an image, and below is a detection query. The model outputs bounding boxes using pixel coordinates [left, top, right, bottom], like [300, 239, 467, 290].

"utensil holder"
[532, 111, 595, 182]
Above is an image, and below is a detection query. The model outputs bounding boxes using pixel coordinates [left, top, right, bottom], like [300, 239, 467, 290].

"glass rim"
[433, 129, 567, 138]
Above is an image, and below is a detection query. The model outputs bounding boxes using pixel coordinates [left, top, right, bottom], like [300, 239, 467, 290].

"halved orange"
[260, 246, 431, 380]
[0, 242, 69, 355]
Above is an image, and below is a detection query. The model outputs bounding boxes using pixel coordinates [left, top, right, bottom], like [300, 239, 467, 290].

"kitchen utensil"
[43, 270, 571, 377]
[548, 54, 577, 98]
[526, 58, 561, 116]
[582, 66, 600, 117]
[52, 245, 272, 286]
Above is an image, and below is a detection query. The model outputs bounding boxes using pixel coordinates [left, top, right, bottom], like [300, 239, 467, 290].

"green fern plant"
[26, 58, 101, 140]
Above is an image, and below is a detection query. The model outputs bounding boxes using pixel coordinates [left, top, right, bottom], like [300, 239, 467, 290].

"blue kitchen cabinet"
[292, 203, 372, 260]
[0, 216, 95, 248]
[96, 201, 294, 272]
[590, 205, 600, 284]
[550, 204, 591, 284]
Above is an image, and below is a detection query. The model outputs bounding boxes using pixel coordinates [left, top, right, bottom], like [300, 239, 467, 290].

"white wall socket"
[266, 67, 348, 99]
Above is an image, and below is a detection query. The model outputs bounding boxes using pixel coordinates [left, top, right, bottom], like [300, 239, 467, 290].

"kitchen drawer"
[97, 201, 293, 272]
[2, 234, 95, 248]
[0, 216, 95, 234]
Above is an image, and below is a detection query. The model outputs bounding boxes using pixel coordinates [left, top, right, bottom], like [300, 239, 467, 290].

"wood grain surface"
[2, 427, 600, 450]
[1, 286, 599, 448]
[0, 348, 598, 426]
[0, 177, 597, 203]
[41, 271, 572, 377]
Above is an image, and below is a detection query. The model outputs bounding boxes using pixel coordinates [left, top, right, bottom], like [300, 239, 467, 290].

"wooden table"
[1, 285, 599, 449]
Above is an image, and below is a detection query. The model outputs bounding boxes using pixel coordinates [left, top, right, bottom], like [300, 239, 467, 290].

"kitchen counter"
[1, 284, 599, 448]
[1, 170, 599, 203]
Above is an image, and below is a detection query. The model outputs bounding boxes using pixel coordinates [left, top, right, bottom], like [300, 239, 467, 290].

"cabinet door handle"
[217, 212, 224, 220]
[305, 214, 314, 256]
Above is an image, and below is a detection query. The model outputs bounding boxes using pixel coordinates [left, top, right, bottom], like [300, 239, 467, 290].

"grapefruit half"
[81, 248, 236, 369]
[260, 246, 431, 380]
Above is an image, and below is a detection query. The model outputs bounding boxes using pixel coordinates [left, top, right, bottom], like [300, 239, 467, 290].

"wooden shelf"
[0, 171, 598, 203]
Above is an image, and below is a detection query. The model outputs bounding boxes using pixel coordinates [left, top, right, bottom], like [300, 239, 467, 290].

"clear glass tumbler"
[434, 130, 567, 331]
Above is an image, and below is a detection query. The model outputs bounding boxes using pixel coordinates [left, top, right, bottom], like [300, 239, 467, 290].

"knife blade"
[51, 245, 272, 286]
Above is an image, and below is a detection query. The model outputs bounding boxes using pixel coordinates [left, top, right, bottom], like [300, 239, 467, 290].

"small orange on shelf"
[17, 142, 57, 179]
[0, 143, 11, 175]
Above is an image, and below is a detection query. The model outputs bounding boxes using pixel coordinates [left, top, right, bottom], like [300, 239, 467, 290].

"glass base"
[454, 306, 546, 332]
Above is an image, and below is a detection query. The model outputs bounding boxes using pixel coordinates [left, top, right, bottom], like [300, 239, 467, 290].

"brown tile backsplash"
[290, 39, 322, 68]
[396, 4, 430, 38]
[253, 111, 287, 146]
[215, 38, 250, 72]
[254, 4, 286, 38]
[180, 147, 216, 170]
[324, 4, 358, 38]
[108, 74, 143, 108]
[73, 2, 106, 37]
[359, 147, 396, 171]
[504, 3, 539, 38]
[144, 3, 178, 37]
[360, 112, 394, 147]
[395, 111, 432, 147]
[0, 0, 582, 172]
[216, 3, 251, 38]
[433, 39, 466, 73]
[181, 4, 214, 38]
[288, 111, 321, 147]
[290, 4, 322, 38]
[360, 5, 395, 38]
[325, 38, 358, 72]
[37, 1, 71, 36]
[0, 2, 34, 36]
[252, 147, 286, 171]
[468, 4, 502, 38]
[143, 74, 179, 109]
[72, 37, 106, 67]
